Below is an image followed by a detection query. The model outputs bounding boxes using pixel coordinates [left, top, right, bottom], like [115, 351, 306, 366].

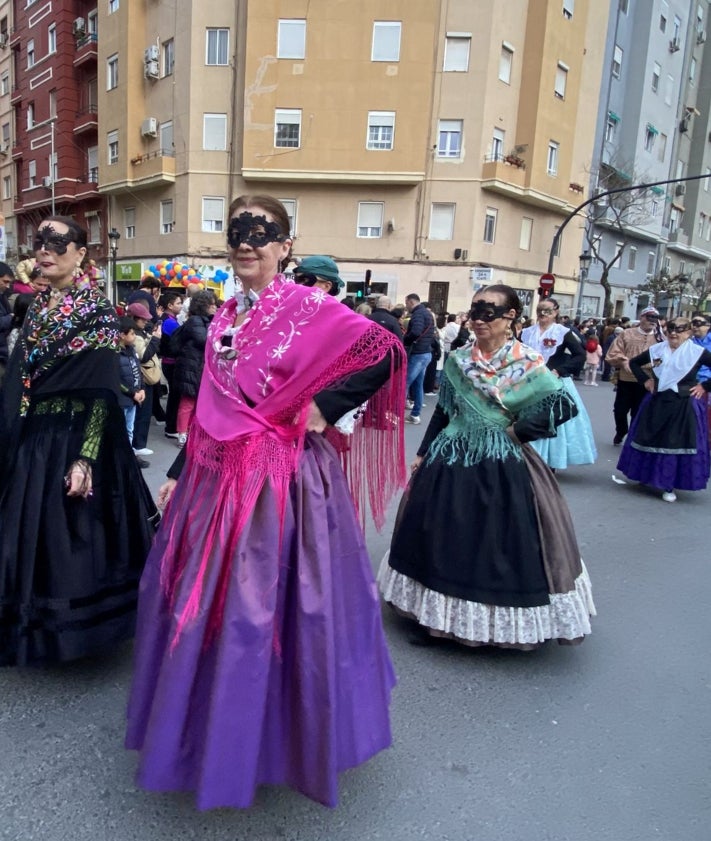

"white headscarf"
[648, 338, 704, 392]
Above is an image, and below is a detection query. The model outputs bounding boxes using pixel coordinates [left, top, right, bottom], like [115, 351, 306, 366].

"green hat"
[293, 255, 344, 295]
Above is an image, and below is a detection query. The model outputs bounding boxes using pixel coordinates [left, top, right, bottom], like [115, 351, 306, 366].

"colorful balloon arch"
[142, 259, 203, 288]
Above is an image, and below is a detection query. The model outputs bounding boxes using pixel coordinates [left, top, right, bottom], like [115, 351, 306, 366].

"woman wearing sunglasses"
[0, 216, 157, 666]
[380, 284, 595, 649]
[521, 298, 597, 470]
[616, 318, 711, 502]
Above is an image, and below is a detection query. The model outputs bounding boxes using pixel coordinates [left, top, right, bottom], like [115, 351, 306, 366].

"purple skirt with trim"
[125, 433, 395, 810]
[617, 392, 710, 491]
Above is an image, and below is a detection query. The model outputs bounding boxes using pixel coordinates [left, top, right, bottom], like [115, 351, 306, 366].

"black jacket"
[174, 314, 212, 398]
[404, 304, 435, 354]
[369, 308, 403, 341]
[126, 288, 158, 322]
[0, 291, 11, 364]
[118, 345, 142, 408]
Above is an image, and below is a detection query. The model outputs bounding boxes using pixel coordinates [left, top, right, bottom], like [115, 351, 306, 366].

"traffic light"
[538, 285, 552, 299]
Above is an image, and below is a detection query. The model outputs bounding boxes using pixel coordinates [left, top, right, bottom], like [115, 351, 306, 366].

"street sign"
[539, 273, 555, 289]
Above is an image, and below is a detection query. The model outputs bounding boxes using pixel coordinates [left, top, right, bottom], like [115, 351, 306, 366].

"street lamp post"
[107, 228, 120, 305]
[576, 250, 592, 319]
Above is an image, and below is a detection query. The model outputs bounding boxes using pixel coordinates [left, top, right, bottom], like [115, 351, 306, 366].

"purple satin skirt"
[617, 393, 710, 491]
[125, 433, 395, 809]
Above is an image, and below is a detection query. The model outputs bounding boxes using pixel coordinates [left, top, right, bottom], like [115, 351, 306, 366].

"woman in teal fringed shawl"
[379, 285, 596, 649]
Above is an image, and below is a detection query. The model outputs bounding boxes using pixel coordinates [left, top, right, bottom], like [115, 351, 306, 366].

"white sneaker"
[405, 399, 414, 409]
[177, 433, 188, 447]
[133, 448, 154, 456]
[662, 491, 677, 503]
[405, 415, 421, 425]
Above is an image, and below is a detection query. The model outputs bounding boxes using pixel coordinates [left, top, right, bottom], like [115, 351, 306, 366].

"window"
[366, 111, 395, 150]
[159, 120, 173, 155]
[48, 150, 57, 181]
[28, 160, 36, 188]
[163, 39, 174, 77]
[652, 61, 661, 92]
[278, 19, 306, 60]
[124, 206, 135, 239]
[87, 215, 100, 244]
[429, 203, 455, 240]
[357, 202, 383, 238]
[554, 62, 568, 98]
[2, 123, 9, 146]
[88, 145, 98, 181]
[492, 127, 505, 160]
[26, 103, 34, 130]
[660, 1, 668, 32]
[499, 44, 513, 83]
[27, 39, 35, 68]
[274, 109, 301, 148]
[520, 217, 533, 251]
[109, 0, 119, 13]
[443, 35, 470, 72]
[547, 141, 559, 175]
[676, 159, 684, 179]
[371, 21, 401, 62]
[628, 246, 636, 271]
[669, 208, 680, 233]
[0, 74, 8, 96]
[2, 176, 10, 200]
[483, 208, 497, 243]
[552, 228, 562, 257]
[107, 54, 118, 90]
[107, 130, 118, 164]
[644, 124, 657, 152]
[605, 114, 618, 143]
[437, 119, 462, 158]
[562, 0, 574, 20]
[279, 198, 297, 235]
[662, 255, 671, 274]
[647, 251, 656, 275]
[88, 10, 98, 34]
[679, 260, 686, 277]
[673, 15, 681, 42]
[706, 219, 711, 242]
[48, 24, 56, 54]
[206, 28, 229, 65]
[202, 197, 225, 233]
[658, 132, 667, 162]
[699, 214, 705, 237]
[619, 0, 629, 12]
[49, 89, 56, 119]
[612, 45, 622, 78]
[690, 57, 697, 86]
[203, 113, 227, 150]
[665, 75, 674, 105]
[651, 199, 659, 217]
[705, 167, 711, 191]
[160, 199, 174, 234]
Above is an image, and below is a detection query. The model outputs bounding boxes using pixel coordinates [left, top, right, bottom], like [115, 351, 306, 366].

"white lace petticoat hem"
[378, 555, 596, 646]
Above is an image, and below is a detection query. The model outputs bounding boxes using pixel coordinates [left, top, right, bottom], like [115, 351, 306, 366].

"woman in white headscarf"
[616, 317, 711, 502]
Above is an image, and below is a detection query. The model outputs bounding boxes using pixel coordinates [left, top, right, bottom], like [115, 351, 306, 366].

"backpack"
[585, 338, 598, 353]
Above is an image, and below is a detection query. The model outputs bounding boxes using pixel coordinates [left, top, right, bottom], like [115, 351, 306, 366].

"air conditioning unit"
[669, 37, 680, 52]
[0, 144, 8, 156]
[72, 17, 86, 35]
[0, 33, 8, 48]
[141, 117, 158, 137]
[144, 60, 159, 80]
[144, 45, 159, 63]
[698, 29, 707, 44]
[675, 184, 686, 196]
[42, 176, 53, 188]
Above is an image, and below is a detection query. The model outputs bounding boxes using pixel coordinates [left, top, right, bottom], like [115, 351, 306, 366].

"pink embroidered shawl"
[163, 276, 406, 639]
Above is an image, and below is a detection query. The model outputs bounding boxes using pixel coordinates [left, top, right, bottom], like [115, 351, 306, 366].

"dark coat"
[369, 307, 403, 341]
[0, 291, 11, 364]
[118, 344, 142, 409]
[173, 314, 211, 398]
[404, 304, 435, 355]
[126, 288, 158, 322]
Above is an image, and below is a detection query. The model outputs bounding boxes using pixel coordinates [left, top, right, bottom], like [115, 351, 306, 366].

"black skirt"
[0, 396, 157, 666]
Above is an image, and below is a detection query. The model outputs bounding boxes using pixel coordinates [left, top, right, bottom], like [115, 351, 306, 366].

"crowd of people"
[1, 201, 710, 811]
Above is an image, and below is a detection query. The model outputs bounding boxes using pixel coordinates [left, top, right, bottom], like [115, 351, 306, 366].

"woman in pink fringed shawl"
[125, 195, 407, 810]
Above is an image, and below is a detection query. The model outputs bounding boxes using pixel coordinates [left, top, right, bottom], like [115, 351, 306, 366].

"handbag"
[140, 356, 162, 385]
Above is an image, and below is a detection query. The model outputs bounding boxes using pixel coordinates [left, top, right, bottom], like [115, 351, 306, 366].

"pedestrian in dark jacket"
[403, 293, 435, 424]
[369, 295, 403, 340]
[117, 318, 146, 466]
[127, 302, 161, 456]
[174, 290, 217, 447]
[126, 278, 162, 323]
[0, 262, 13, 386]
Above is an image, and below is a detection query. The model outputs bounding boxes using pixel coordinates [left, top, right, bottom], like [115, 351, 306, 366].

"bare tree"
[587, 162, 657, 317]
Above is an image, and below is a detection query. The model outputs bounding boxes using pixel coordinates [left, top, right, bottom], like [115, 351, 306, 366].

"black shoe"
[613, 434, 624, 446]
[136, 456, 150, 469]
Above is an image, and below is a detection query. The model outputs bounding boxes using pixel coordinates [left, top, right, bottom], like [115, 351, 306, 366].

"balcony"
[74, 33, 98, 68]
[10, 86, 22, 106]
[74, 107, 98, 135]
[129, 151, 176, 187]
[481, 156, 527, 193]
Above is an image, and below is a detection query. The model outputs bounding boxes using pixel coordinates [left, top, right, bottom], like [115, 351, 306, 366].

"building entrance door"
[428, 281, 449, 315]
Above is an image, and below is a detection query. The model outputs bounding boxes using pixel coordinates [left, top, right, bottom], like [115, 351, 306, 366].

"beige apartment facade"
[97, 0, 609, 313]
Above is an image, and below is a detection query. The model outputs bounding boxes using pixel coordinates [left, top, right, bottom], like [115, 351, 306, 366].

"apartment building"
[587, 0, 711, 318]
[0, 2, 12, 260]
[3, 0, 608, 313]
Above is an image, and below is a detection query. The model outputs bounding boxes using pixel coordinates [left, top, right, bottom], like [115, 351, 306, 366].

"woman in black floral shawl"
[0, 217, 157, 667]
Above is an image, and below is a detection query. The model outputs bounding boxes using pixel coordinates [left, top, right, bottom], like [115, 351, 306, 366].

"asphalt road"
[0, 382, 709, 841]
